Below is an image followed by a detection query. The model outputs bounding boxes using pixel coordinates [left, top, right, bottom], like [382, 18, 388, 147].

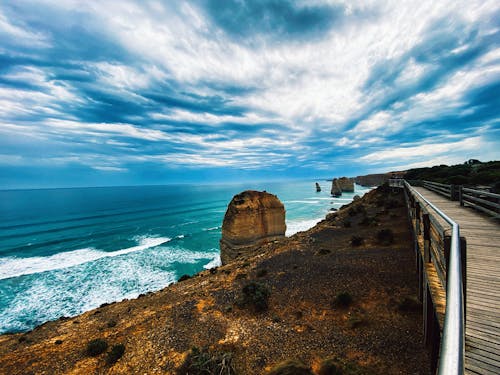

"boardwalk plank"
[412, 186, 500, 374]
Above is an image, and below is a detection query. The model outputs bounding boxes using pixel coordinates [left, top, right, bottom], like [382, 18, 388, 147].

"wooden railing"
[423, 181, 456, 200]
[460, 187, 500, 219]
[403, 181, 466, 374]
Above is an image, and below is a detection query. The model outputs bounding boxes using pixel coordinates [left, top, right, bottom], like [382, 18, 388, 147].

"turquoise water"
[0, 181, 371, 333]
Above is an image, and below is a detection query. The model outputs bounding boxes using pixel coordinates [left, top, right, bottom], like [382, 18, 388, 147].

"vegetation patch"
[347, 313, 366, 329]
[377, 229, 394, 245]
[316, 248, 331, 255]
[267, 359, 314, 375]
[333, 292, 352, 308]
[106, 344, 125, 365]
[86, 338, 108, 356]
[176, 347, 235, 375]
[256, 269, 268, 277]
[397, 296, 421, 312]
[237, 282, 270, 312]
[350, 236, 364, 247]
[318, 357, 371, 375]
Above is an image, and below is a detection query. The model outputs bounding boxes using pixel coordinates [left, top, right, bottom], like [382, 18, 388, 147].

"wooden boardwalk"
[413, 187, 500, 375]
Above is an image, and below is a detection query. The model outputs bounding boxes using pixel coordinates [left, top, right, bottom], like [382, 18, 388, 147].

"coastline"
[0, 185, 430, 374]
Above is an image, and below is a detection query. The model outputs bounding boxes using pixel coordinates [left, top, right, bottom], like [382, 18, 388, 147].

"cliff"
[220, 191, 286, 265]
[0, 186, 430, 374]
[330, 177, 354, 196]
[355, 173, 391, 187]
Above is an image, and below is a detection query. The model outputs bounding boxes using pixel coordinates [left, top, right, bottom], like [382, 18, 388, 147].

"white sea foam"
[286, 217, 323, 236]
[203, 253, 222, 269]
[0, 236, 171, 280]
[203, 226, 221, 231]
[285, 200, 320, 204]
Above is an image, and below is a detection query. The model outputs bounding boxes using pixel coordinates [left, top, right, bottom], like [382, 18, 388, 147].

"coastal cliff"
[0, 186, 430, 374]
[220, 191, 286, 265]
[330, 177, 354, 196]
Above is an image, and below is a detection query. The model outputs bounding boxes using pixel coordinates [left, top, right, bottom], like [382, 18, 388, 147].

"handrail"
[404, 181, 464, 374]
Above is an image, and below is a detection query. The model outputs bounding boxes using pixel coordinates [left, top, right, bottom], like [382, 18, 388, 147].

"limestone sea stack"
[315, 182, 321, 192]
[220, 190, 286, 265]
[331, 179, 342, 197]
[337, 177, 354, 192]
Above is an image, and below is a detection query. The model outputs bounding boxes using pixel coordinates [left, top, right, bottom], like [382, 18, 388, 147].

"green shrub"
[318, 358, 343, 375]
[106, 344, 125, 365]
[238, 282, 270, 312]
[256, 269, 268, 277]
[333, 292, 352, 308]
[176, 347, 236, 375]
[350, 236, 364, 247]
[377, 229, 394, 245]
[267, 359, 314, 375]
[86, 338, 108, 356]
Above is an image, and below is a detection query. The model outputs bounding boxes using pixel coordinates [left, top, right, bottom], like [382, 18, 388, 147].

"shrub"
[267, 359, 314, 375]
[238, 282, 270, 312]
[106, 344, 125, 365]
[256, 269, 268, 277]
[343, 220, 351, 228]
[333, 292, 352, 308]
[350, 236, 364, 247]
[86, 338, 108, 356]
[178, 274, 191, 282]
[318, 358, 343, 375]
[316, 248, 331, 255]
[398, 297, 421, 312]
[107, 320, 117, 328]
[377, 229, 394, 245]
[176, 347, 236, 375]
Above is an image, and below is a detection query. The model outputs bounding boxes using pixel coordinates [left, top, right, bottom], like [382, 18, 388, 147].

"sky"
[0, 0, 499, 189]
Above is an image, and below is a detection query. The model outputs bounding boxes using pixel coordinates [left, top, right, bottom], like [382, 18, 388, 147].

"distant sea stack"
[315, 182, 321, 192]
[330, 177, 354, 196]
[220, 190, 286, 265]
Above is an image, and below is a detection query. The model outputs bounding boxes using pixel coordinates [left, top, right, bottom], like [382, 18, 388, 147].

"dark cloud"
[201, 0, 348, 41]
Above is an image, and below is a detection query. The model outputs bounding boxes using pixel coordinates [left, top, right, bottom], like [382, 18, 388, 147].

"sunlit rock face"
[220, 191, 286, 265]
[337, 177, 354, 192]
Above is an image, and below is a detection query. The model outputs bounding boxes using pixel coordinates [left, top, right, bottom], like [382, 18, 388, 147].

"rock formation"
[220, 190, 286, 264]
[330, 179, 342, 197]
[315, 182, 321, 192]
[355, 173, 390, 187]
[337, 177, 354, 192]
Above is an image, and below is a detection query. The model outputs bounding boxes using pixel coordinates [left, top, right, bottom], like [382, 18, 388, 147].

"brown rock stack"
[315, 182, 321, 192]
[337, 177, 354, 192]
[331, 179, 342, 196]
[220, 190, 286, 265]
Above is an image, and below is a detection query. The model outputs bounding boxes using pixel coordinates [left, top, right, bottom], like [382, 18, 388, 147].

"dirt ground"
[0, 185, 431, 374]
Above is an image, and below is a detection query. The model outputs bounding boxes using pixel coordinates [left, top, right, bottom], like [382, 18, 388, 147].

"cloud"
[0, 0, 499, 187]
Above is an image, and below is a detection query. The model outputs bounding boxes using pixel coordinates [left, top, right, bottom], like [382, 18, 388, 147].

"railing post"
[423, 214, 430, 263]
[459, 186, 464, 206]
[460, 236, 467, 327]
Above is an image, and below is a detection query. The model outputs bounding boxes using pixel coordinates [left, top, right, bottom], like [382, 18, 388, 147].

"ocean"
[0, 180, 371, 334]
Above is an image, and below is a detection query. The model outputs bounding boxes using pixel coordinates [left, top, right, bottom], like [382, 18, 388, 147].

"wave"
[286, 217, 323, 236]
[0, 236, 171, 280]
[203, 253, 222, 269]
[203, 226, 221, 231]
[285, 200, 321, 204]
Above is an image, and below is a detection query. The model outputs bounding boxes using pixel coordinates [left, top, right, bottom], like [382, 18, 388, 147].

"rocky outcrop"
[331, 179, 342, 196]
[220, 190, 286, 264]
[355, 173, 390, 187]
[337, 177, 354, 192]
[331, 177, 354, 196]
[315, 182, 321, 192]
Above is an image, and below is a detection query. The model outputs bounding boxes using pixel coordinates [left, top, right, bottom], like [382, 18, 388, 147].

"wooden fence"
[402, 181, 466, 374]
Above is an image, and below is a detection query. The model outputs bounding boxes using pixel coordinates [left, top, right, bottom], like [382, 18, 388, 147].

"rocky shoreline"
[0, 185, 431, 374]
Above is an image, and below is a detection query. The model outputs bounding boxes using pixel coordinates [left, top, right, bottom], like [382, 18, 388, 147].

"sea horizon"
[0, 180, 372, 334]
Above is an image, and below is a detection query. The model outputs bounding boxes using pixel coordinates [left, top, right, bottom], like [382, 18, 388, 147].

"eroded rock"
[220, 190, 286, 264]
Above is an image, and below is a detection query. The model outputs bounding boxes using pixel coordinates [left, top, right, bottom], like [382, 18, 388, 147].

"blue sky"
[0, 0, 499, 188]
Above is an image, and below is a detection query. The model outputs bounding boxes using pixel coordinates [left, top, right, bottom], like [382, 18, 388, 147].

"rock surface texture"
[338, 177, 354, 192]
[220, 190, 286, 264]
[330, 179, 342, 196]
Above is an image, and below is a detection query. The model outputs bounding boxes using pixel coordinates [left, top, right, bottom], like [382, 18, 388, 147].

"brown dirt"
[0, 186, 431, 374]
